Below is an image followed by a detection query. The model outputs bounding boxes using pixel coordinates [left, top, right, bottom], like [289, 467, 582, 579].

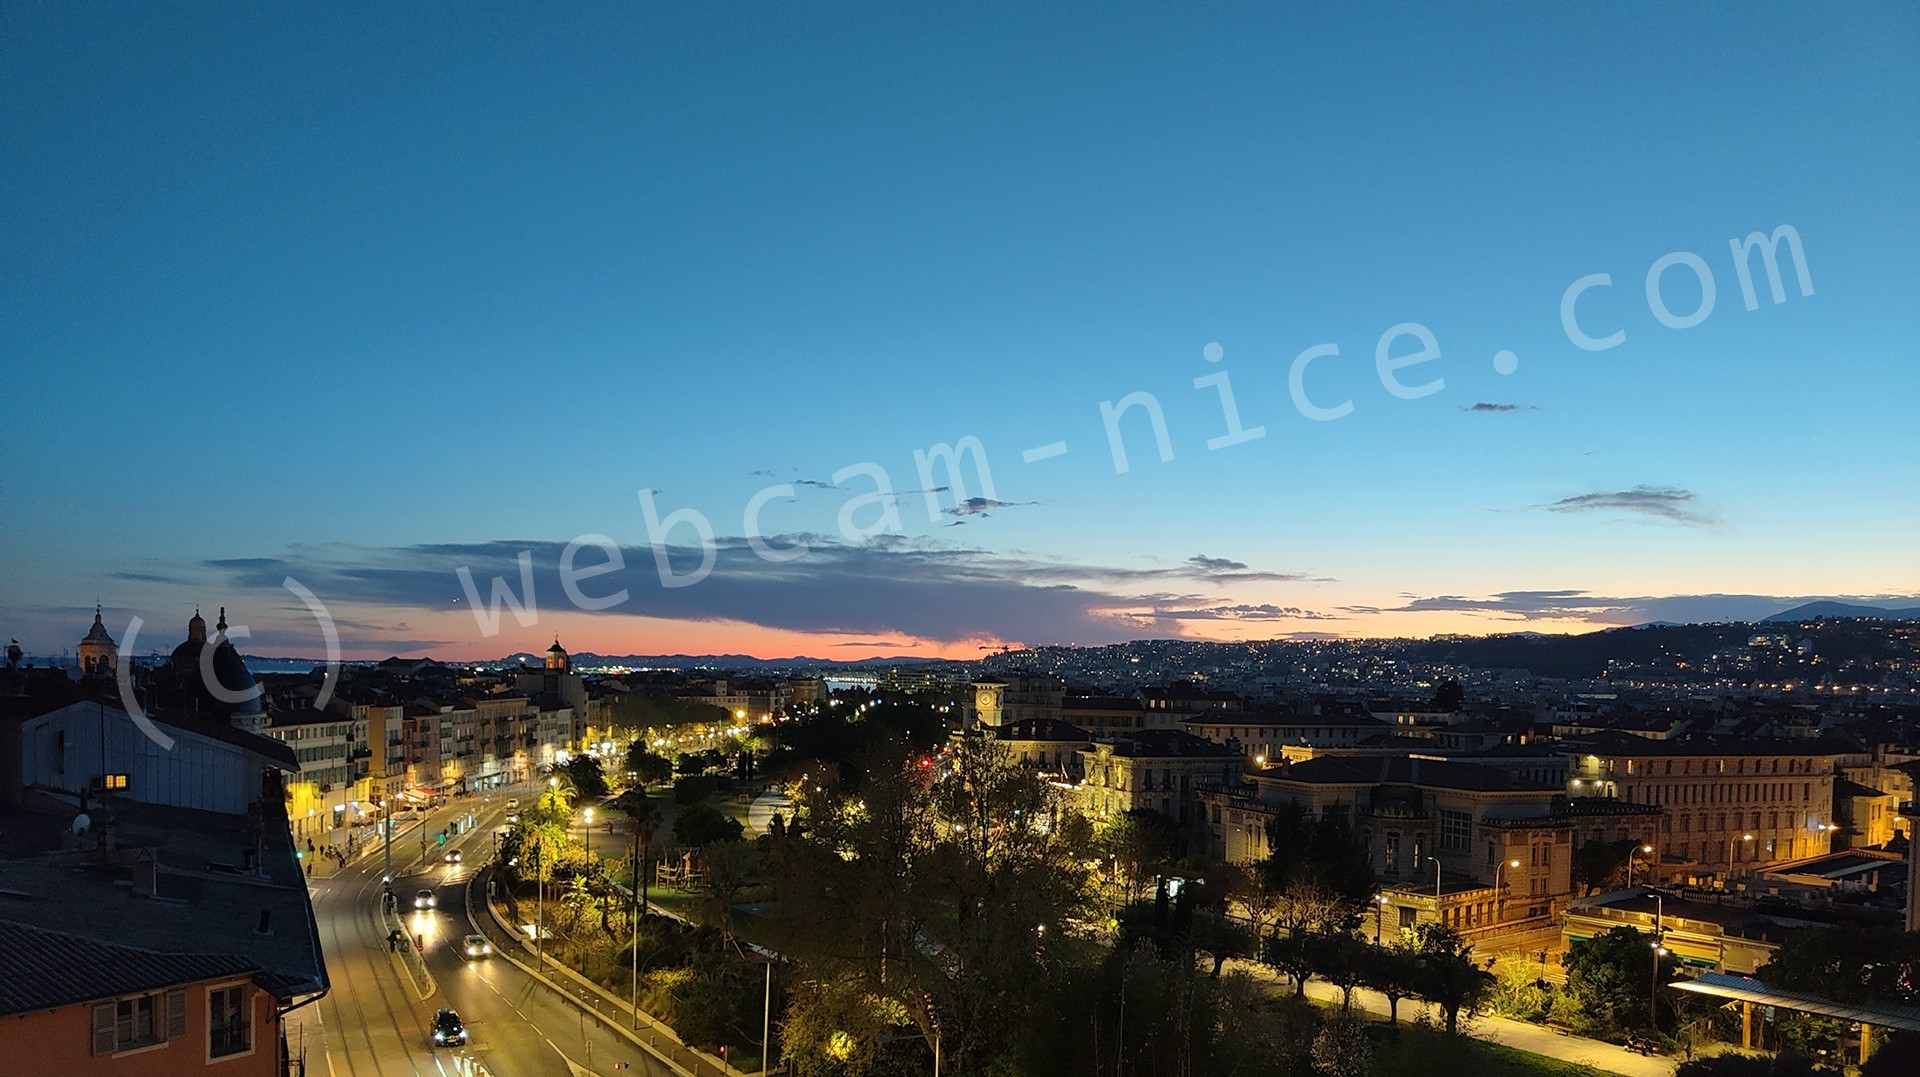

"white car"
[414, 889, 436, 910]
[462, 933, 493, 958]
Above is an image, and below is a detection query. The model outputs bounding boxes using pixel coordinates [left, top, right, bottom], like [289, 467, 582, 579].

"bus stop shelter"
[1669, 972, 1920, 1065]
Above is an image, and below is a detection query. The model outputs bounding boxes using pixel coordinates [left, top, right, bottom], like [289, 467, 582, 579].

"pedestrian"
[306, 860, 313, 878]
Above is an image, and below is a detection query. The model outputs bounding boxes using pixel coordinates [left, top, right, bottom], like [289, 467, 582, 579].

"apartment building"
[1563, 732, 1845, 880]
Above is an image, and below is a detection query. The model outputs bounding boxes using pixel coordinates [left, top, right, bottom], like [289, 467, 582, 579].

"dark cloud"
[830, 640, 918, 649]
[198, 536, 1330, 649]
[749, 469, 775, 478]
[1461, 402, 1536, 413]
[1187, 555, 1248, 572]
[1543, 486, 1715, 525]
[794, 479, 838, 490]
[110, 571, 188, 584]
[946, 497, 1037, 517]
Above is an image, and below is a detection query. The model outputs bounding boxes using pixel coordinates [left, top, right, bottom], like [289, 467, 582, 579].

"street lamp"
[1373, 894, 1388, 943]
[584, 807, 593, 878]
[1428, 855, 1442, 917]
[1627, 843, 1655, 889]
[1726, 833, 1754, 886]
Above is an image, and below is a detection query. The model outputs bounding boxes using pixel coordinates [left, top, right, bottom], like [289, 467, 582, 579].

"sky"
[3, 3, 1917, 661]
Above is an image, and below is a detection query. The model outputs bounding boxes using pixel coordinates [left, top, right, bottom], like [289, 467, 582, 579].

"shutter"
[164, 990, 187, 1040]
[92, 1003, 116, 1055]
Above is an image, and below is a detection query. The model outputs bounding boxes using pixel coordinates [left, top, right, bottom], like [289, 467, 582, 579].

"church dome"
[168, 606, 262, 723]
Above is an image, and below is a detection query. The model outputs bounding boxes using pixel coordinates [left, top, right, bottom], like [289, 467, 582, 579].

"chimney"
[131, 852, 157, 898]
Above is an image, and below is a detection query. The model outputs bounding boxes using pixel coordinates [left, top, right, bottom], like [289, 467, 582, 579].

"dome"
[82, 609, 115, 646]
[168, 606, 262, 723]
[545, 638, 570, 670]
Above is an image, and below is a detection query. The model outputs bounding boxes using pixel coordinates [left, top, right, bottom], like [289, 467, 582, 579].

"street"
[291, 796, 676, 1077]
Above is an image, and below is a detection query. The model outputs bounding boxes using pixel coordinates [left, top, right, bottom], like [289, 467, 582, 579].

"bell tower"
[77, 606, 118, 676]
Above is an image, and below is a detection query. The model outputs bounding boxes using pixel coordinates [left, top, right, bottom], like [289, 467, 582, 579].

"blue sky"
[3, 3, 1916, 659]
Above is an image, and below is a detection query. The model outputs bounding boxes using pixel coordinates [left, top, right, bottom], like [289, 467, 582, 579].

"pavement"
[291, 792, 677, 1077]
[1228, 959, 1676, 1077]
[744, 787, 791, 836]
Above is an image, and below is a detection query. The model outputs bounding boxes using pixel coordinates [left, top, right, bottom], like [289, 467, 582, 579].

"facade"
[1182, 709, 1392, 761]
[1074, 729, 1241, 832]
[989, 718, 1092, 781]
[1562, 733, 1845, 880]
[0, 608, 328, 1077]
[1205, 756, 1576, 937]
[1563, 889, 1782, 974]
[0, 922, 277, 1077]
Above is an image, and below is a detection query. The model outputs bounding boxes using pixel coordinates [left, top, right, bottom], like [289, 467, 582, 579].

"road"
[290, 795, 676, 1077]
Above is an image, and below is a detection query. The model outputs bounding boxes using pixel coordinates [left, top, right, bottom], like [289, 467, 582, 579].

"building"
[1182, 707, 1392, 761]
[1204, 755, 1576, 938]
[1075, 729, 1242, 837]
[990, 718, 1093, 782]
[1562, 889, 1782, 974]
[0, 609, 328, 1075]
[1562, 732, 1845, 882]
[0, 920, 281, 1076]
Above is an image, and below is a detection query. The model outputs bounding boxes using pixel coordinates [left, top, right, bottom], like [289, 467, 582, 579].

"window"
[209, 985, 250, 1057]
[92, 990, 184, 1055]
[1440, 810, 1472, 852]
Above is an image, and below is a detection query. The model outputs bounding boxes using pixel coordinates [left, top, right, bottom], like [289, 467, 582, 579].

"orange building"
[0, 922, 281, 1075]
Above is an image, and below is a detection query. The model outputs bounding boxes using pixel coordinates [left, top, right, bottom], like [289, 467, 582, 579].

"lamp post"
[1649, 890, 1667, 1031]
[1627, 843, 1654, 889]
[1428, 856, 1442, 925]
[1495, 858, 1522, 923]
[583, 807, 593, 878]
[1373, 894, 1388, 943]
[1726, 833, 1754, 887]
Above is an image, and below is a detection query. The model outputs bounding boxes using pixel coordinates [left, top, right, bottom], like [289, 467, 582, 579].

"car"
[430, 1008, 467, 1047]
[414, 889, 436, 910]
[505, 798, 519, 810]
[462, 933, 493, 958]
[443, 849, 463, 864]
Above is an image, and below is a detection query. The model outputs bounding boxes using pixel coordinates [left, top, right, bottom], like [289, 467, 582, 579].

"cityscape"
[3, 7, 1917, 1077]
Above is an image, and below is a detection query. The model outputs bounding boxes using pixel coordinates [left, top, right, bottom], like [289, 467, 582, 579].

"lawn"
[1373, 1022, 1606, 1077]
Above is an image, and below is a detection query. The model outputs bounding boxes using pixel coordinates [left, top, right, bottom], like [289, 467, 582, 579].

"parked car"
[462, 933, 492, 958]
[430, 1009, 467, 1047]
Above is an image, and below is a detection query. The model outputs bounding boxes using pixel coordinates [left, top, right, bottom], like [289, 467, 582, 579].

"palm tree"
[537, 762, 577, 810]
[611, 786, 663, 920]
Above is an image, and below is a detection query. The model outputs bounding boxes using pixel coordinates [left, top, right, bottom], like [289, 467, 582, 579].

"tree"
[1413, 922, 1494, 1034]
[673, 803, 745, 848]
[610, 786, 663, 918]
[1759, 924, 1920, 1006]
[1361, 938, 1423, 1024]
[1307, 932, 1370, 1010]
[624, 742, 674, 787]
[563, 752, 609, 801]
[1312, 1010, 1373, 1077]
[1431, 678, 1465, 712]
[765, 733, 1093, 1072]
[699, 840, 759, 948]
[1572, 839, 1630, 895]
[1263, 930, 1318, 997]
[1096, 809, 1178, 905]
[1563, 925, 1677, 1033]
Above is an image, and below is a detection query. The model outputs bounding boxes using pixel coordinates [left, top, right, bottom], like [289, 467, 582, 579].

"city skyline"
[4, 5, 1916, 660]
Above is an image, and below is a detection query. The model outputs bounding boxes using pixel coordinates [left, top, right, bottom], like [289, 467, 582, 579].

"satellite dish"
[72, 813, 92, 836]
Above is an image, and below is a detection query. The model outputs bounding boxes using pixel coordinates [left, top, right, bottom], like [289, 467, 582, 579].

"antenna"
[72, 813, 92, 836]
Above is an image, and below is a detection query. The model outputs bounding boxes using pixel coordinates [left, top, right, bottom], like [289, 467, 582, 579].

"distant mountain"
[1764, 601, 1920, 622]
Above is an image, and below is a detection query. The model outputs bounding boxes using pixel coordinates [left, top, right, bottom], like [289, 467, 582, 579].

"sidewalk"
[1228, 959, 1674, 1077]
